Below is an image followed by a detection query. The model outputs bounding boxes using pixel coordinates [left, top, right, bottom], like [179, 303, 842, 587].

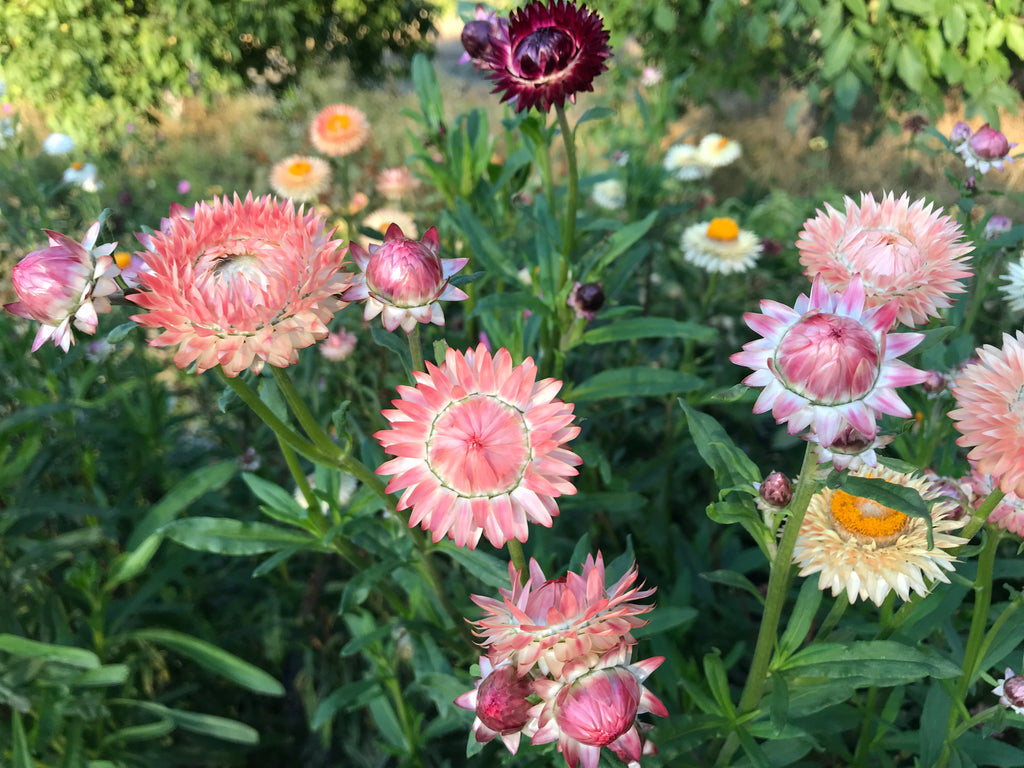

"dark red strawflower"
[487, 0, 611, 113]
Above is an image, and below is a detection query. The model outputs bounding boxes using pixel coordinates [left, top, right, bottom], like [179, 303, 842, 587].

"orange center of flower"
[288, 160, 312, 176]
[71, 161, 84, 170]
[716, 137, 730, 151]
[427, 395, 530, 497]
[829, 489, 908, 544]
[706, 217, 740, 241]
[327, 114, 351, 132]
[114, 251, 132, 269]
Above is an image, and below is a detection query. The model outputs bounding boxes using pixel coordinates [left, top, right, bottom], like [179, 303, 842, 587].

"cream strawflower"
[797, 192, 973, 327]
[375, 345, 582, 549]
[696, 133, 741, 168]
[792, 466, 967, 606]
[309, 104, 370, 157]
[681, 217, 762, 274]
[591, 178, 626, 210]
[470, 553, 654, 678]
[128, 193, 351, 377]
[999, 258, 1024, 313]
[269, 155, 331, 202]
[730, 276, 927, 445]
[949, 332, 1024, 497]
[359, 208, 418, 249]
[663, 143, 709, 181]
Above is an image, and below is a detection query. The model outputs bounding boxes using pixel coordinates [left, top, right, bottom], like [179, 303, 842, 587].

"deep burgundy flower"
[487, 0, 611, 113]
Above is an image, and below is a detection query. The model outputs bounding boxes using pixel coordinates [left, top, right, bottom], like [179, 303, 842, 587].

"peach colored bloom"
[318, 328, 358, 362]
[797, 192, 973, 327]
[128, 193, 351, 377]
[730, 276, 927, 445]
[375, 345, 581, 548]
[950, 333, 1024, 497]
[375, 166, 419, 200]
[470, 553, 654, 677]
[455, 657, 537, 755]
[531, 647, 666, 768]
[309, 104, 370, 157]
[5, 221, 118, 352]
[269, 155, 331, 202]
[343, 224, 468, 333]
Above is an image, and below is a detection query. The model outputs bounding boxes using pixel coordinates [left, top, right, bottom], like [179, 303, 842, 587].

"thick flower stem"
[851, 686, 879, 768]
[957, 488, 1006, 546]
[272, 366, 341, 457]
[554, 104, 579, 268]
[716, 444, 819, 767]
[407, 324, 425, 372]
[507, 538, 528, 583]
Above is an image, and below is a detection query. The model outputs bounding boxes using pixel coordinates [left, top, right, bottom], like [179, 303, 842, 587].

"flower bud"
[950, 121, 972, 143]
[995, 668, 1024, 715]
[759, 471, 793, 508]
[984, 215, 1012, 239]
[475, 665, 534, 734]
[554, 667, 641, 748]
[365, 235, 445, 308]
[567, 281, 605, 321]
[461, 20, 493, 60]
[969, 124, 1011, 160]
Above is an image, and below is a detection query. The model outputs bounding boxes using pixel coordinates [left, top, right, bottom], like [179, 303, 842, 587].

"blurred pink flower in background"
[954, 122, 1017, 174]
[269, 155, 331, 202]
[375, 166, 420, 200]
[318, 328, 358, 362]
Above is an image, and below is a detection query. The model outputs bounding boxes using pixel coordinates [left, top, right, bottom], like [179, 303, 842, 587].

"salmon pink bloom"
[127, 193, 351, 377]
[531, 648, 667, 768]
[455, 657, 537, 754]
[269, 155, 331, 202]
[375, 345, 581, 548]
[487, 0, 611, 113]
[730, 276, 927, 445]
[470, 553, 654, 677]
[797, 192, 973, 327]
[318, 328, 358, 362]
[5, 221, 118, 352]
[309, 104, 370, 157]
[343, 224, 468, 333]
[949, 332, 1024, 497]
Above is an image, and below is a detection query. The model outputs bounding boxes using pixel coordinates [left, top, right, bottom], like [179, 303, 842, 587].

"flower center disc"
[706, 217, 739, 241]
[427, 395, 530, 496]
[775, 313, 879, 403]
[513, 27, 576, 79]
[828, 489, 908, 545]
[327, 114, 351, 132]
[289, 161, 312, 176]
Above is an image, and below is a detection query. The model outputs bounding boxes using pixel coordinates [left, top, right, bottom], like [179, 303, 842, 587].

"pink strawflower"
[797, 192, 973, 327]
[460, 4, 510, 70]
[127, 193, 351, 377]
[5, 221, 118, 352]
[994, 668, 1024, 715]
[375, 345, 581, 548]
[805, 425, 896, 471]
[963, 470, 1024, 535]
[531, 647, 667, 768]
[486, 0, 611, 113]
[318, 328, 358, 362]
[374, 166, 420, 200]
[470, 553, 654, 677]
[984, 215, 1012, 239]
[343, 224, 468, 333]
[958, 123, 1017, 174]
[309, 104, 370, 157]
[640, 66, 663, 88]
[950, 121, 973, 143]
[949, 332, 1024, 497]
[730, 276, 927, 445]
[455, 657, 537, 754]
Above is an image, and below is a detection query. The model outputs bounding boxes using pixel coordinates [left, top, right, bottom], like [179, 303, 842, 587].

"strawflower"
[957, 123, 1017, 174]
[127, 193, 351, 377]
[590, 178, 625, 210]
[375, 166, 419, 200]
[269, 155, 331, 202]
[797, 192, 973, 327]
[342, 224, 468, 333]
[375, 345, 581, 548]
[460, 5, 510, 70]
[695, 133, 741, 168]
[470, 553, 653, 677]
[984, 215, 1012, 239]
[62, 161, 103, 192]
[681, 217, 762, 274]
[567, 281, 604, 321]
[792, 465, 967, 606]
[994, 668, 1024, 715]
[663, 143, 709, 181]
[949, 332, 1024, 497]
[42, 132, 74, 155]
[455, 657, 536, 754]
[999, 259, 1024, 313]
[963, 470, 1024, 536]
[318, 328, 358, 362]
[5, 221, 118, 352]
[730, 276, 927, 445]
[310, 104, 370, 157]
[486, 0, 611, 113]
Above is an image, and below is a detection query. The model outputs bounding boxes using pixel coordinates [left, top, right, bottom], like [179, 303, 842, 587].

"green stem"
[271, 366, 338, 456]
[958, 488, 1006, 546]
[554, 104, 578, 267]
[507, 538, 528, 583]
[815, 597, 848, 640]
[407, 324, 424, 372]
[851, 687, 879, 768]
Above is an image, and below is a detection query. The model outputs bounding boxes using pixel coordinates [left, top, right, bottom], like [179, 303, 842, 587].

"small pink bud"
[554, 667, 641, 748]
[759, 471, 793, 507]
[950, 121, 972, 142]
[921, 370, 948, 393]
[364, 232, 446, 308]
[969, 124, 1012, 160]
[9, 245, 93, 325]
[475, 665, 534, 735]
[567, 281, 605, 321]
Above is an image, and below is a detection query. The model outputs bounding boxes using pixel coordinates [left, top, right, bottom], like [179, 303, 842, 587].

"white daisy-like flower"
[62, 161, 103, 192]
[994, 668, 1024, 715]
[999, 258, 1024, 313]
[696, 133, 742, 168]
[681, 217, 762, 274]
[663, 143, 710, 181]
[792, 465, 967, 606]
[591, 178, 626, 210]
[43, 132, 74, 155]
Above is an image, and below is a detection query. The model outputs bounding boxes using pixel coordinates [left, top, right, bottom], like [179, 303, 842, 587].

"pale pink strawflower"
[531, 647, 667, 768]
[343, 224, 468, 333]
[127, 193, 352, 377]
[5, 221, 118, 352]
[269, 155, 331, 202]
[994, 668, 1024, 715]
[375, 345, 582, 548]
[958, 123, 1017, 174]
[950, 121, 973, 143]
[470, 553, 654, 677]
[984, 215, 1012, 239]
[797, 192, 973, 327]
[309, 104, 370, 157]
[949, 332, 1024, 498]
[455, 657, 536, 755]
[374, 166, 419, 200]
[730, 276, 927, 446]
[318, 328, 358, 362]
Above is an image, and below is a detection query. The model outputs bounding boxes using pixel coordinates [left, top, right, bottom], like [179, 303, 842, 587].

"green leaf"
[12, 710, 32, 768]
[0, 635, 99, 669]
[369, 324, 412, 372]
[582, 317, 715, 345]
[780, 640, 961, 686]
[127, 461, 238, 549]
[312, 681, 383, 729]
[834, 473, 934, 547]
[130, 629, 285, 696]
[632, 606, 699, 638]
[435, 541, 512, 589]
[450, 198, 521, 282]
[105, 321, 137, 343]
[822, 27, 856, 79]
[896, 45, 928, 92]
[101, 719, 176, 746]
[943, 5, 967, 46]
[703, 652, 736, 717]
[569, 367, 703, 402]
[105, 533, 164, 592]
[129, 702, 259, 745]
[243, 472, 310, 528]
[700, 570, 765, 605]
[1007, 22, 1024, 59]
[160, 517, 324, 556]
[777, 578, 823, 660]
[574, 106, 615, 128]
[369, 695, 409, 751]
[679, 399, 762, 490]
[72, 664, 130, 687]
[770, 675, 789, 734]
[581, 211, 658, 279]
